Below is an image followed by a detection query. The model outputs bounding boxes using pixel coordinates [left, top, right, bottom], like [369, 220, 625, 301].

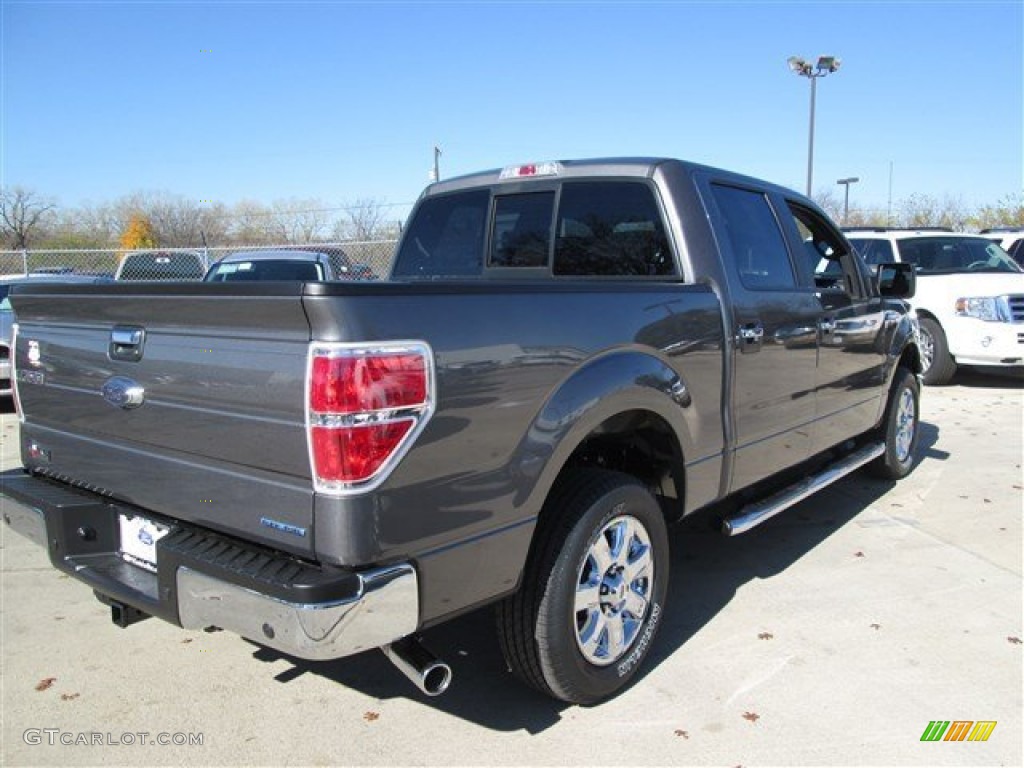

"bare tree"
[267, 198, 330, 243]
[812, 188, 843, 224]
[969, 192, 1024, 230]
[228, 200, 274, 245]
[36, 204, 116, 249]
[332, 198, 391, 241]
[1, 187, 57, 248]
[107, 192, 231, 248]
[898, 193, 970, 231]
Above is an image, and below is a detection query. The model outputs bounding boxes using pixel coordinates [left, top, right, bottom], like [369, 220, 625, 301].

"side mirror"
[876, 262, 915, 299]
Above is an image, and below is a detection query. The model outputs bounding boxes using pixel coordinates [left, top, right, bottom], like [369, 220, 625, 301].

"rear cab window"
[391, 181, 677, 279]
[206, 260, 323, 282]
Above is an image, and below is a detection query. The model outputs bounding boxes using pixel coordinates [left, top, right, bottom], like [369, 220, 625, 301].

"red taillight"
[310, 354, 427, 413]
[307, 343, 433, 493]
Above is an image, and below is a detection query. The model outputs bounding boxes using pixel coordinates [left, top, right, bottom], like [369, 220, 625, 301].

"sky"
[2, 0, 1022, 224]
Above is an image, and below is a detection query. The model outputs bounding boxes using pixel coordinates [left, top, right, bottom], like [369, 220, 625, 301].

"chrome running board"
[722, 442, 885, 536]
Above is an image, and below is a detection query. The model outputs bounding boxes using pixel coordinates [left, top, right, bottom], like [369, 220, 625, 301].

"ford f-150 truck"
[1, 158, 921, 705]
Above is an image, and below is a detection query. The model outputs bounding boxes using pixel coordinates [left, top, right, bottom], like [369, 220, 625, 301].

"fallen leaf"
[1009, 637, 1022, 645]
[363, 711, 380, 722]
[983, 498, 991, 504]
[60, 693, 80, 701]
[35, 677, 56, 692]
[958, 495, 969, 500]
[758, 632, 773, 640]
[870, 623, 882, 630]
[742, 711, 760, 723]
[674, 729, 689, 739]
[854, 551, 865, 558]
[181, 638, 193, 644]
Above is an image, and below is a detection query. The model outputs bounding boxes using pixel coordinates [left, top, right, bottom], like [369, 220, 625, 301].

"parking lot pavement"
[1, 371, 1021, 767]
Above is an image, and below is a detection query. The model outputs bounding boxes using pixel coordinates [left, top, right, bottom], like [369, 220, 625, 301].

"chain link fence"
[0, 241, 399, 282]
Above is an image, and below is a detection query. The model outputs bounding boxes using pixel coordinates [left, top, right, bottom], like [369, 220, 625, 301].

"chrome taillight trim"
[305, 340, 436, 497]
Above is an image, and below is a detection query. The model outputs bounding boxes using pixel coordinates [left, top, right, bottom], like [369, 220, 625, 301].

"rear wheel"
[868, 367, 920, 480]
[497, 469, 669, 705]
[918, 317, 956, 385]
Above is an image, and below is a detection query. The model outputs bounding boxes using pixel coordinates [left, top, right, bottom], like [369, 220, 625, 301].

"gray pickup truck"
[1, 158, 920, 705]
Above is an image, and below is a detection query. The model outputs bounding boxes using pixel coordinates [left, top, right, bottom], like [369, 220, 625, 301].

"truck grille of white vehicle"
[305, 342, 435, 495]
[1008, 295, 1024, 323]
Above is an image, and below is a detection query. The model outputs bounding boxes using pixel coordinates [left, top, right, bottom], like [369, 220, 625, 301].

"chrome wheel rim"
[574, 514, 654, 666]
[894, 387, 916, 462]
[919, 327, 934, 373]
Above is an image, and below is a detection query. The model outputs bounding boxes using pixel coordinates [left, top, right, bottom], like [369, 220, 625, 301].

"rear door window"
[554, 182, 674, 276]
[392, 190, 490, 278]
[710, 184, 796, 290]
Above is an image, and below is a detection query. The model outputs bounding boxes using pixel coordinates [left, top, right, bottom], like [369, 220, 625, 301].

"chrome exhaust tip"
[381, 637, 452, 697]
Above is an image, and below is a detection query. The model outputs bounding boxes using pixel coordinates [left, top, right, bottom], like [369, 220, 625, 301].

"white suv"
[845, 228, 1024, 384]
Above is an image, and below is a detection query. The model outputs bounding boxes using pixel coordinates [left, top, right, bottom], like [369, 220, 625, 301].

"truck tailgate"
[10, 283, 317, 558]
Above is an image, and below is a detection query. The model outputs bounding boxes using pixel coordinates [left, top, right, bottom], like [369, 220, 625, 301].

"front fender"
[885, 306, 923, 380]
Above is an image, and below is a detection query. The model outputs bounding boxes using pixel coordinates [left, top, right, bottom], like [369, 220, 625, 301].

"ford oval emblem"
[101, 376, 146, 410]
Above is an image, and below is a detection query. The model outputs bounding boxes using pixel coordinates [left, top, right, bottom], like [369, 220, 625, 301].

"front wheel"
[918, 317, 956, 385]
[868, 367, 920, 480]
[497, 469, 669, 705]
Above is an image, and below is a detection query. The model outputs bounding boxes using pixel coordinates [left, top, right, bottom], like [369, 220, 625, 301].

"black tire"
[868, 367, 920, 480]
[918, 317, 956, 385]
[497, 469, 669, 705]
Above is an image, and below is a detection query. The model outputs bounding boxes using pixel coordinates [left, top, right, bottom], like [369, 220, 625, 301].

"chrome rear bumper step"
[722, 442, 885, 536]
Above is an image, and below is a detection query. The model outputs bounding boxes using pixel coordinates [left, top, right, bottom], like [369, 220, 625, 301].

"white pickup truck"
[846, 228, 1024, 384]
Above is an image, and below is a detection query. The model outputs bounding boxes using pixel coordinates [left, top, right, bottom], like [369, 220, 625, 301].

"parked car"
[845, 227, 1023, 384]
[0, 273, 114, 397]
[3, 158, 919, 705]
[115, 250, 207, 281]
[204, 247, 374, 282]
[979, 228, 1024, 263]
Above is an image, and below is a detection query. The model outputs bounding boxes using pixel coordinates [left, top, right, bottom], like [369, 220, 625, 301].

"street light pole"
[788, 55, 842, 197]
[836, 176, 859, 224]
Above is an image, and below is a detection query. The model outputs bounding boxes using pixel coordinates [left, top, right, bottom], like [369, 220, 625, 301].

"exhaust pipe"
[381, 637, 452, 697]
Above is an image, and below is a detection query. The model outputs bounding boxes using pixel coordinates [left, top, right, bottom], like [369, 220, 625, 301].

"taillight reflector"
[307, 342, 434, 494]
[311, 421, 415, 484]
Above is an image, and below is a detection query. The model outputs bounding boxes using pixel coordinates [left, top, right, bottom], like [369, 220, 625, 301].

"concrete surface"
[1, 371, 1021, 766]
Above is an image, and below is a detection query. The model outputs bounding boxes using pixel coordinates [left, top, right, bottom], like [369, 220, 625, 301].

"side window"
[391, 190, 489, 278]
[785, 202, 864, 297]
[554, 182, 674, 276]
[489, 192, 554, 268]
[848, 238, 894, 266]
[710, 184, 795, 290]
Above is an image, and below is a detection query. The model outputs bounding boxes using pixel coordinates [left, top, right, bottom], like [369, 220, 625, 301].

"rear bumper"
[0, 471, 419, 661]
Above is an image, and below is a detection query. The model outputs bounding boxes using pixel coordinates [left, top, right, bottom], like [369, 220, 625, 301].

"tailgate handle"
[109, 326, 146, 362]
